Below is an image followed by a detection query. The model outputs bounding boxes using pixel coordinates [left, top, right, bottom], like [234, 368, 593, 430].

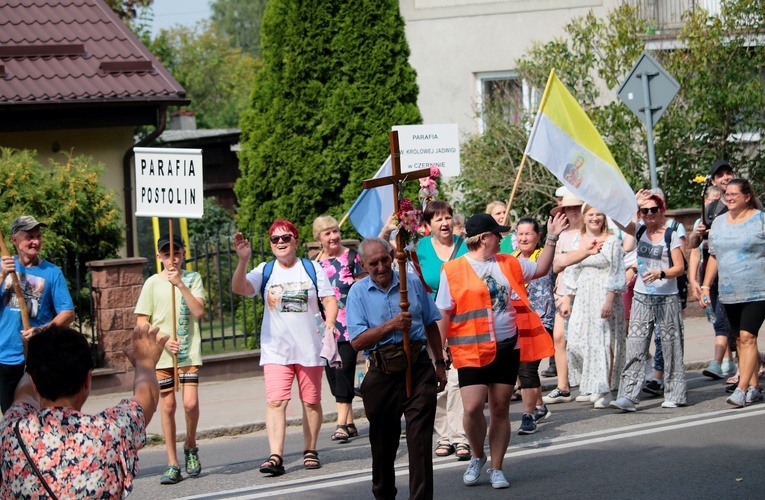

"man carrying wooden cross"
[347, 237, 446, 500]
[0, 216, 74, 413]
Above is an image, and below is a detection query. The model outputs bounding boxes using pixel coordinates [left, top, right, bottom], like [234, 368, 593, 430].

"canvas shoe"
[533, 405, 550, 422]
[593, 391, 613, 409]
[745, 386, 763, 404]
[702, 361, 724, 380]
[661, 400, 678, 408]
[463, 454, 487, 485]
[721, 359, 737, 378]
[517, 413, 537, 435]
[575, 392, 592, 402]
[609, 397, 636, 412]
[487, 468, 510, 489]
[160, 465, 183, 485]
[542, 387, 572, 404]
[726, 387, 746, 408]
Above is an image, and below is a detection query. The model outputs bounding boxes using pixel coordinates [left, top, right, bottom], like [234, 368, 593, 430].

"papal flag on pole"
[525, 69, 636, 225]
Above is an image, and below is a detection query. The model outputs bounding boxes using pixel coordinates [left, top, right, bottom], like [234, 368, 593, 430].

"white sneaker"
[487, 468, 510, 489]
[726, 387, 746, 408]
[575, 392, 592, 402]
[609, 396, 636, 412]
[463, 454, 487, 485]
[593, 392, 613, 409]
[661, 400, 678, 408]
[745, 386, 763, 404]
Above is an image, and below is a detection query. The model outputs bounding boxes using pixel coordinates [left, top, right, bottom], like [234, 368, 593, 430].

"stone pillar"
[87, 257, 147, 372]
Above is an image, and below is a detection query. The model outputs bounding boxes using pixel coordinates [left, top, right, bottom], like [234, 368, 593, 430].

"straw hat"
[550, 192, 584, 216]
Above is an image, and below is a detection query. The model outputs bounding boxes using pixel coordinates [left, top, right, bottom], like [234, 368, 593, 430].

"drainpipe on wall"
[122, 105, 168, 257]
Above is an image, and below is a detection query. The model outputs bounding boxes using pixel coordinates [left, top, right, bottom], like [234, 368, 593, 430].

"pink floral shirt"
[319, 250, 363, 342]
[0, 399, 146, 499]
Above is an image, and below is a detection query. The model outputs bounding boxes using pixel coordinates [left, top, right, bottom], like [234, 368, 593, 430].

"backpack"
[636, 221, 688, 309]
[260, 258, 326, 319]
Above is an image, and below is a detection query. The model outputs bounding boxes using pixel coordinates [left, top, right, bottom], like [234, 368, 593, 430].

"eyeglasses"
[724, 192, 742, 200]
[640, 207, 660, 215]
[269, 234, 294, 244]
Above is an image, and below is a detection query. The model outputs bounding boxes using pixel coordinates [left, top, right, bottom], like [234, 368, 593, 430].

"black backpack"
[636, 221, 688, 309]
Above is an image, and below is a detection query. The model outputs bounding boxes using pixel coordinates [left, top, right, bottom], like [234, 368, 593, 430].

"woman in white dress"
[558, 205, 626, 408]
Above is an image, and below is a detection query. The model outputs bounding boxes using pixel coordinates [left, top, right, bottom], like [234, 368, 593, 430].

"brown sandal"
[454, 443, 471, 461]
[303, 450, 321, 469]
[435, 443, 455, 457]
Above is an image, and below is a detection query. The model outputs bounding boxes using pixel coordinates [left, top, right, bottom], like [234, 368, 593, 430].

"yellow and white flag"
[524, 69, 636, 225]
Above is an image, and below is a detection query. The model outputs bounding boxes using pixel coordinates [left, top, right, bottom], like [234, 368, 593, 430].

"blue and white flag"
[349, 156, 393, 239]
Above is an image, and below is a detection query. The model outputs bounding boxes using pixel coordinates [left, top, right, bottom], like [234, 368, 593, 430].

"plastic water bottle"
[637, 258, 655, 293]
[356, 371, 364, 389]
[315, 313, 326, 335]
[702, 296, 716, 323]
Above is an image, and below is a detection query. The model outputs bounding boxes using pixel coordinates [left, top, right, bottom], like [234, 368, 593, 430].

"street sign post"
[617, 52, 680, 189]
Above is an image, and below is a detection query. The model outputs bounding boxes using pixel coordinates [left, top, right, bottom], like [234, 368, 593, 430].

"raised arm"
[534, 213, 569, 279]
[126, 324, 169, 427]
[231, 232, 256, 296]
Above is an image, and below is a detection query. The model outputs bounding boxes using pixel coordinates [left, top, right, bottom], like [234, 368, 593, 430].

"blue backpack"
[259, 258, 326, 319]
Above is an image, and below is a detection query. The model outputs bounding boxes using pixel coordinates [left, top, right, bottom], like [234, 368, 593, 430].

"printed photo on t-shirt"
[483, 275, 508, 313]
[266, 282, 308, 313]
[2, 273, 44, 318]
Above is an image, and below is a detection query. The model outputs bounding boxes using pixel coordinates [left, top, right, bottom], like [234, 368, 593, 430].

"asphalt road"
[129, 372, 764, 499]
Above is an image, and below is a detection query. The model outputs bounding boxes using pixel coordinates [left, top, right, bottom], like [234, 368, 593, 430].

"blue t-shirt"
[346, 272, 441, 359]
[0, 258, 74, 365]
[415, 235, 468, 299]
[709, 210, 765, 304]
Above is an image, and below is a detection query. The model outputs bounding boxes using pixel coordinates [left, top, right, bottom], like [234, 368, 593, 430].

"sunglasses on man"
[269, 234, 294, 244]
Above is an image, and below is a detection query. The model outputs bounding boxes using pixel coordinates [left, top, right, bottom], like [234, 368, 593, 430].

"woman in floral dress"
[313, 216, 365, 442]
[559, 204, 626, 409]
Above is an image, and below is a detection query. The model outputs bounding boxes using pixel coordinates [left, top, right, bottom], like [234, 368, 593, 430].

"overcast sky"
[149, 0, 211, 35]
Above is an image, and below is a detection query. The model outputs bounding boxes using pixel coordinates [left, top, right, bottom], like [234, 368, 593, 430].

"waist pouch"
[370, 340, 424, 374]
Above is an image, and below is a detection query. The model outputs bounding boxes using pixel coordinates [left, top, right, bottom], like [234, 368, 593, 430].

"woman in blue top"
[415, 200, 470, 460]
[701, 179, 765, 407]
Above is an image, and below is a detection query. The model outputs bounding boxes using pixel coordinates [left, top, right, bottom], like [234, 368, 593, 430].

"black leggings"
[518, 326, 553, 389]
[0, 362, 25, 414]
[324, 342, 358, 404]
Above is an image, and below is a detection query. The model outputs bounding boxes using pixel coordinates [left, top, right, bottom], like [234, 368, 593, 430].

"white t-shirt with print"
[245, 260, 333, 366]
[634, 230, 681, 295]
[436, 256, 536, 343]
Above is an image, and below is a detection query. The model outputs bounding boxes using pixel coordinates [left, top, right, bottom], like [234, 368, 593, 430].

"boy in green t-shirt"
[135, 234, 205, 485]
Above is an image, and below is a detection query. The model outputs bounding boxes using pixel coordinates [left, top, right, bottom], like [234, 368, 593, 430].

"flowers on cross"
[394, 165, 442, 247]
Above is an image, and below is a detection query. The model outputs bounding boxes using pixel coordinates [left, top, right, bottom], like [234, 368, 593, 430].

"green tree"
[149, 22, 262, 129]
[235, 0, 421, 237]
[455, 1, 765, 218]
[104, 0, 153, 21]
[211, 0, 269, 56]
[0, 147, 124, 278]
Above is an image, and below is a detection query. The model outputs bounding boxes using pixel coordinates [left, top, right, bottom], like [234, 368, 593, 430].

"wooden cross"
[362, 130, 432, 397]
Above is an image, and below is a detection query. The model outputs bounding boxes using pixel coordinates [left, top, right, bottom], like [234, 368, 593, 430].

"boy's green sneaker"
[160, 465, 182, 485]
[185, 446, 202, 477]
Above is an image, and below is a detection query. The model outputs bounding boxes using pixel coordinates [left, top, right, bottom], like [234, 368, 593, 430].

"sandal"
[454, 443, 471, 461]
[510, 385, 522, 401]
[434, 443, 455, 457]
[346, 423, 359, 438]
[259, 454, 285, 476]
[303, 450, 321, 469]
[331, 425, 350, 443]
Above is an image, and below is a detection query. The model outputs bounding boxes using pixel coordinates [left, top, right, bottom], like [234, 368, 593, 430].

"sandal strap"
[265, 453, 283, 466]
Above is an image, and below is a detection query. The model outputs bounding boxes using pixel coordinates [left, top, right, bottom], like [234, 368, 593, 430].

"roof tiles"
[0, 0, 186, 105]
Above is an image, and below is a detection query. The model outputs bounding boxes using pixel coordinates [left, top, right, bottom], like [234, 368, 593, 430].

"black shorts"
[723, 300, 765, 338]
[457, 338, 520, 388]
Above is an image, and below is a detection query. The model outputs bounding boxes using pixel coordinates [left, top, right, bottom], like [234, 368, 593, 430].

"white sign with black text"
[392, 123, 460, 177]
[134, 147, 204, 218]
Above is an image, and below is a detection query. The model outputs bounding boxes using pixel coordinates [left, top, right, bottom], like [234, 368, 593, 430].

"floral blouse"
[0, 400, 146, 499]
[319, 250, 363, 342]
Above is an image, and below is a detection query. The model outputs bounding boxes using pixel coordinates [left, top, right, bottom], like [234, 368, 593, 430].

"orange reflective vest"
[442, 255, 554, 368]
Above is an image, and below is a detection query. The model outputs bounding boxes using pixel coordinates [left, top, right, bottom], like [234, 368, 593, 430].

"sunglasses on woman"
[640, 207, 660, 215]
[269, 234, 294, 244]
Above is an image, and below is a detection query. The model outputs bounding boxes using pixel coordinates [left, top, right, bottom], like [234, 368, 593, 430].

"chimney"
[168, 109, 197, 130]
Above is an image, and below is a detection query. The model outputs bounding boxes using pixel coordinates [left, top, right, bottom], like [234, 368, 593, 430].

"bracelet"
[700, 285, 710, 290]
[434, 359, 446, 366]
[546, 234, 559, 242]
[545, 238, 557, 246]
[628, 266, 638, 274]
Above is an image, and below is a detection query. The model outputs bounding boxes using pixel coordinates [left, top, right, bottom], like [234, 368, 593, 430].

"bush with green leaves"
[235, 0, 422, 238]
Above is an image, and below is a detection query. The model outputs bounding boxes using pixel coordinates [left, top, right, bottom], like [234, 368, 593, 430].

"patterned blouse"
[319, 249, 363, 342]
[0, 400, 146, 499]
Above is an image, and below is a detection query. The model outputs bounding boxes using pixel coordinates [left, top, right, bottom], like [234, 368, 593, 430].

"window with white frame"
[476, 71, 538, 134]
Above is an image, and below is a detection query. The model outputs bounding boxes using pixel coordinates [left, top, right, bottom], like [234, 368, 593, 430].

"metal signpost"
[617, 52, 680, 190]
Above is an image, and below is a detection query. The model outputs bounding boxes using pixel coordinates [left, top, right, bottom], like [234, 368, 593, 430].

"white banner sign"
[134, 147, 204, 219]
[392, 123, 460, 177]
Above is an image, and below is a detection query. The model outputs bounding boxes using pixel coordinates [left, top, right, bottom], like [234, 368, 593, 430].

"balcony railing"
[627, 0, 721, 30]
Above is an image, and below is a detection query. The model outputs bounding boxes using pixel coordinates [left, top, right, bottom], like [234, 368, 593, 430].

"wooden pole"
[0, 231, 31, 332]
[502, 153, 529, 225]
[169, 219, 180, 392]
[389, 131, 412, 398]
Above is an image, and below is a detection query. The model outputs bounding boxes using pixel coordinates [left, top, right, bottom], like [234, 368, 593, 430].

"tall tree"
[149, 22, 262, 129]
[104, 0, 153, 21]
[210, 0, 269, 56]
[235, 0, 421, 236]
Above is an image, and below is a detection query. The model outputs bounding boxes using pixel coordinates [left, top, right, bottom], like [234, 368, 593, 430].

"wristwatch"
[434, 359, 446, 366]
[660, 271, 666, 280]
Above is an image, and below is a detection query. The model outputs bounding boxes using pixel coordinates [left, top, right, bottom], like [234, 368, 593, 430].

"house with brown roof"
[0, 0, 188, 256]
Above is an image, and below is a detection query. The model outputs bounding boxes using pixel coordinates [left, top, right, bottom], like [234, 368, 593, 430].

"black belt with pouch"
[370, 340, 424, 375]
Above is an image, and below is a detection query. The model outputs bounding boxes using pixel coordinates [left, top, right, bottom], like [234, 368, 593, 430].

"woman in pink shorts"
[232, 220, 338, 475]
